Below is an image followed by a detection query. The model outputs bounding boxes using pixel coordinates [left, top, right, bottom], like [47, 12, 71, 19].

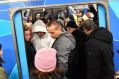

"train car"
[0, 0, 119, 79]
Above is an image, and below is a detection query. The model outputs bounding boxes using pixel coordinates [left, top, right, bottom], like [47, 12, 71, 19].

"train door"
[10, 1, 110, 79]
[109, 0, 119, 78]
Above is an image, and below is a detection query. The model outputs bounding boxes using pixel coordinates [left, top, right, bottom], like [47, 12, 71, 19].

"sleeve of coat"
[55, 37, 74, 73]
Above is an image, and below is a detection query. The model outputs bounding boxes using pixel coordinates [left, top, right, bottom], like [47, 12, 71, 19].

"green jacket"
[0, 67, 7, 79]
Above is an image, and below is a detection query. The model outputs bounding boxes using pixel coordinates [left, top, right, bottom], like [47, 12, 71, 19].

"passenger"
[23, 9, 31, 22]
[23, 21, 33, 31]
[84, 8, 94, 20]
[47, 14, 57, 23]
[57, 10, 67, 30]
[32, 20, 54, 51]
[115, 71, 119, 79]
[0, 43, 8, 79]
[47, 20, 76, 79]
[88, 5, 98, 24]
[30, 48, 64, 79]
[66, 20, 86, 79]
[117, 48, 119, 54]
[82, 19, 114, 79]
[76, 9, 84, 26]
[0, 43, 6, 65]
[67, 6, 78, 25]
[24, 28, 36, 70]
[76, 9, 84, 18]
[0, 44, 3, 64]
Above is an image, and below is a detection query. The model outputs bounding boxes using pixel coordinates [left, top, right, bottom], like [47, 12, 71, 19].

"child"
[30, 48, 64, 79]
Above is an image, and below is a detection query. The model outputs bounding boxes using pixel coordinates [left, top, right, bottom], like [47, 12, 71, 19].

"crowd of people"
[22, 5, 116, 79]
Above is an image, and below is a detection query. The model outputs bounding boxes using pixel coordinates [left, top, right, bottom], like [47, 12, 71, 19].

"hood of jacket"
[88, 27, 113, 44]
[32, 20, 47, 33]
[60, 32, 76, 45]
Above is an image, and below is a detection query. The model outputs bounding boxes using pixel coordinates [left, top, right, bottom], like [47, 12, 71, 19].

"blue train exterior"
[0, 0, 119, 79]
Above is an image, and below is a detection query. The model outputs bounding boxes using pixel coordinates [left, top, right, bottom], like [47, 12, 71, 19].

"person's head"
[24, 28, 32, 42]
[0, 43, 3, 58]
[33, 20, 47, 38]
[35, 13, 41, 20]
[23, 22, 33, 31]
[0, 43, 1, 50]
[47, 20, 63, 39]
[35, 48, 57, 72]
[82, 19, 97, 36]
[23, 9, 31, 22]
[76, 9, 83, 17]
[66, 20, 78, 33]
[86, 11, 94, 19]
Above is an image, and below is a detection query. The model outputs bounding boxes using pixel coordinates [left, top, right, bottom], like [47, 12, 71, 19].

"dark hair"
[82, 19, 97, 30]
[30, 67, 64, 79]
[48, 15, 57, 21]
[47, 20, 61, 28]
[66, 20, 78, 28]
[0, 43, 1, 50]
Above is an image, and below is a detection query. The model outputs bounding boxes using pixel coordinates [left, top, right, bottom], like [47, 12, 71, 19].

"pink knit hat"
[35, 48, 57, 72]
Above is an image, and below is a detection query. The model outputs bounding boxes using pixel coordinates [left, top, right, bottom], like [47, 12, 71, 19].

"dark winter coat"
[85, 27, 114, 79]
[67, 28, 87, 79]
[0, 67, 8, 79]
[25, 41, 36, 69]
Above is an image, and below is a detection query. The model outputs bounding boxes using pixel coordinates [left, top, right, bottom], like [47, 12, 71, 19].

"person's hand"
[88, 4, 94, 9]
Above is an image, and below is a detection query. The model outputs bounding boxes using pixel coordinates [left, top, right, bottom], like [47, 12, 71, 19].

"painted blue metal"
[14, 12, 29, 79]
[0, 0, 45, 78]
[0, 34, 16, 76]
[113, 41, 119, 72]
[0, 20, 11, 36]
[9, 64, 19, 79]
[0, 0, 119, 78]
[98, 5, 106, 28]
[109, 2, 119, 40]
[109, 1, 119, 72]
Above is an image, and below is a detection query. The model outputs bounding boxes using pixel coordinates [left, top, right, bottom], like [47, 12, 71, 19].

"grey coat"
[52, 32, 76, 73]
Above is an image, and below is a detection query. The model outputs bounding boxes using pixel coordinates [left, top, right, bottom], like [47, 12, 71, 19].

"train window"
[98, 4, 107, 28]
[11, 3, 108, 78]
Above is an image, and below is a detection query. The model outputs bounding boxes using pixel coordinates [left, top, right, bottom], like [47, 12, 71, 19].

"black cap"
[66, 20, 78, 28]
